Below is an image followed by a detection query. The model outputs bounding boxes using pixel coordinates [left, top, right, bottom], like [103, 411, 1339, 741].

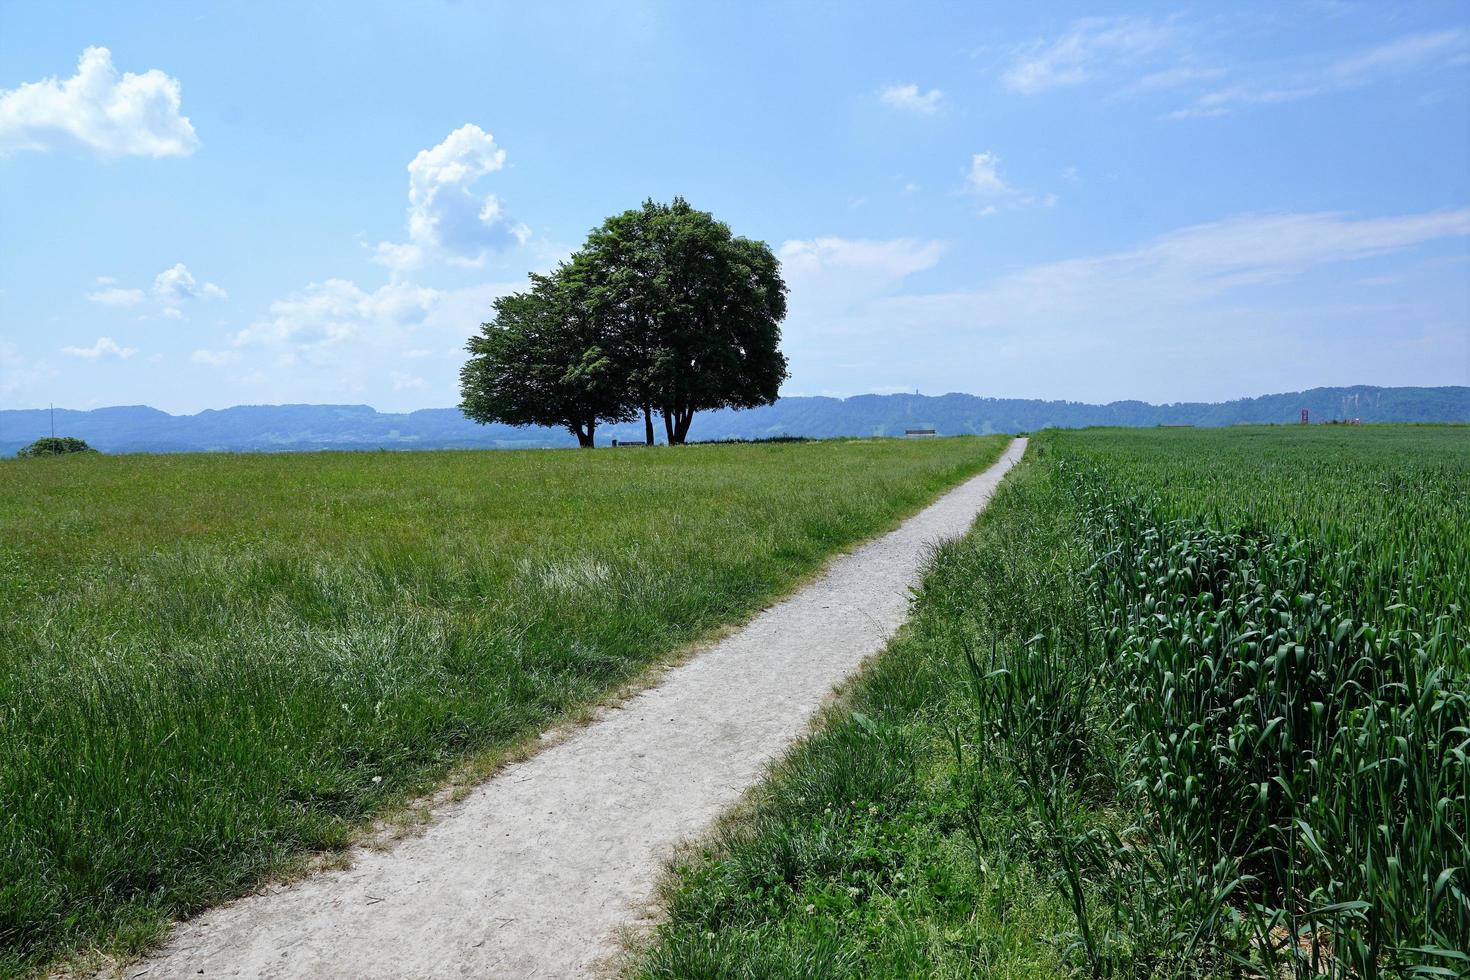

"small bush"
[16, 436, 96, 458]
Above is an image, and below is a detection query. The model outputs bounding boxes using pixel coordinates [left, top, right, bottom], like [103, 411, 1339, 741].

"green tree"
[16, 436, 95, 458]
[581, 198, 788, 444]
[459, 260, 635, 447]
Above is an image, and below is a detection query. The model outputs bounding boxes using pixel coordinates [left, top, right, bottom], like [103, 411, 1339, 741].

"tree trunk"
[663, 408, 677, 445]
[674, 408, 695, 445]
[643, 404, 654, 445]
[571, 421, 595, 448]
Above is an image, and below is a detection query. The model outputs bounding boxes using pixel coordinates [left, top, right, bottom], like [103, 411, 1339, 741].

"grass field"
[0, 436, 1007, 976]
[636, 425, 1468, 978]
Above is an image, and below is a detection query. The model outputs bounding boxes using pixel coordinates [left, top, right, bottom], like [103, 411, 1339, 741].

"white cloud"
[879, 83, 945, 115]
[0, 46, 198, 157]
[962, 152, 1053, 213]
[234, 278, 442, 350]
[1172, 29, 1468, 118]
[87, 286, 146, 307]
[1003, 17, 1173, 94]
[374, 124, 529, 272]
[61, 336, 137, 359]
[966, 152, 1013, 197]
[82, 263, 225, 318]
[191, 349, 240, 366]
[1124, 65, 1226, 95]
[778, 208, 1470, 403]
[217, 279, 513, 409]
[779, 237, 945, 303]
[154, 263, 227, 306]
[371, 240, 424, 272]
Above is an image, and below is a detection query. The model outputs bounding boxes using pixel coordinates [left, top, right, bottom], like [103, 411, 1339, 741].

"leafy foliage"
[460, 260, 634, 446]
[15, 436, 94, 458]
[459, 198, 788, 447]
[579, 197, 788, 444]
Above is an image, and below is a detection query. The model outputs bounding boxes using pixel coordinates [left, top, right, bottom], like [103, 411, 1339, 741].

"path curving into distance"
[129, 438, 1028, 979]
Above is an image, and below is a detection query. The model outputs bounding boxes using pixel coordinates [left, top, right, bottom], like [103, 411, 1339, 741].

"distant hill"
[2, 386, 1465, 455]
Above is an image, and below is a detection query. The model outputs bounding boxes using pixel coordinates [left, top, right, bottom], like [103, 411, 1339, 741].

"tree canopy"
[459, 260, 634, 447]
[459, 198, 788, 447]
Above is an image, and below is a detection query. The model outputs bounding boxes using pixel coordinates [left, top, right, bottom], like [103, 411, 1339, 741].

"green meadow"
[638, 426, 1469, 978]
[0, 436, 1006, 975]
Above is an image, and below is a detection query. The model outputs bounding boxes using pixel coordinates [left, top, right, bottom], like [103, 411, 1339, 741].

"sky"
[1, 1, 1467, 414]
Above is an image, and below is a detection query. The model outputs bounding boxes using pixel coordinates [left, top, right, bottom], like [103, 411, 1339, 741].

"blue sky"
[1, 1, 1467, 413]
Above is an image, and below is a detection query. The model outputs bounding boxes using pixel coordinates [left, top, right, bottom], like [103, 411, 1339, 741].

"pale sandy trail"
[131, 437, 1027, 979]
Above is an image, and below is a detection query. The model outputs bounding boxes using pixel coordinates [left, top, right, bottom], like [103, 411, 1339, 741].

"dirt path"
[130, 438, 1027, 979]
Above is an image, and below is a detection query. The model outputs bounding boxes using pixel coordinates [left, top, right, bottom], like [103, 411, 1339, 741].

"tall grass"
[962, 427, 1469, 975]
[638, 426, 1468, 978]
[0, 437, 1005, 976]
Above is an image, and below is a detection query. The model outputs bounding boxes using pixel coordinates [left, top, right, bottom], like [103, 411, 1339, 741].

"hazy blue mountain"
[2, 386, 1465, 455]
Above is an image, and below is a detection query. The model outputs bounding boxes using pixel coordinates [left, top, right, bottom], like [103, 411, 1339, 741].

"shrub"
[16, 437, 96, 458]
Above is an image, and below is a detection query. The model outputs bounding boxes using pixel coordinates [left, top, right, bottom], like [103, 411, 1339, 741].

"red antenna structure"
[1300, 408, 1309, 425]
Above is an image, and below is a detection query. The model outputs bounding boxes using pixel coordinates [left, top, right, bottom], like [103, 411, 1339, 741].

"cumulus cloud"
[0, 46, 198, 157]
[374, 124, 529, 272]
[61, 336, 137, 359]
[1003, 17, 1173, 94]
[879, 83, 944, 115]
[154, 263, 227, 306]
[84, 264, 225, 318]
[191, 349, 240, 366]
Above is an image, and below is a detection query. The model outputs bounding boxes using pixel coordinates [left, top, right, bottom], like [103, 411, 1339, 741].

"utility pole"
[50, 403, 55, 438]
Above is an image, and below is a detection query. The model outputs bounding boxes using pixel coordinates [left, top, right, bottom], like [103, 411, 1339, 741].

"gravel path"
[131, 437, 1027, 979]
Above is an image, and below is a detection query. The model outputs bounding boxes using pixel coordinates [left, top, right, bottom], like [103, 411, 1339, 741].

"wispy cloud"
[879, 83, 945, 115]
[1002, 17, 1174, 94]
[0, 340, 57, 396]
[1000, 17, 1467, 120]
[87, 286, 146, 307]
[779, 208, 1470, 402]
[966, 152, 1013, 197]
[1171, 29, 1468, 118]
[778, 237, 945, 310]
[963, 152, 1055, 215]
[61, 336, 137, 359]
[191, 349, 239, 366]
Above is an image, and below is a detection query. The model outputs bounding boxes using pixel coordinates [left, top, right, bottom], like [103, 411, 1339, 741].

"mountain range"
[2, 386, 1465, 456]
